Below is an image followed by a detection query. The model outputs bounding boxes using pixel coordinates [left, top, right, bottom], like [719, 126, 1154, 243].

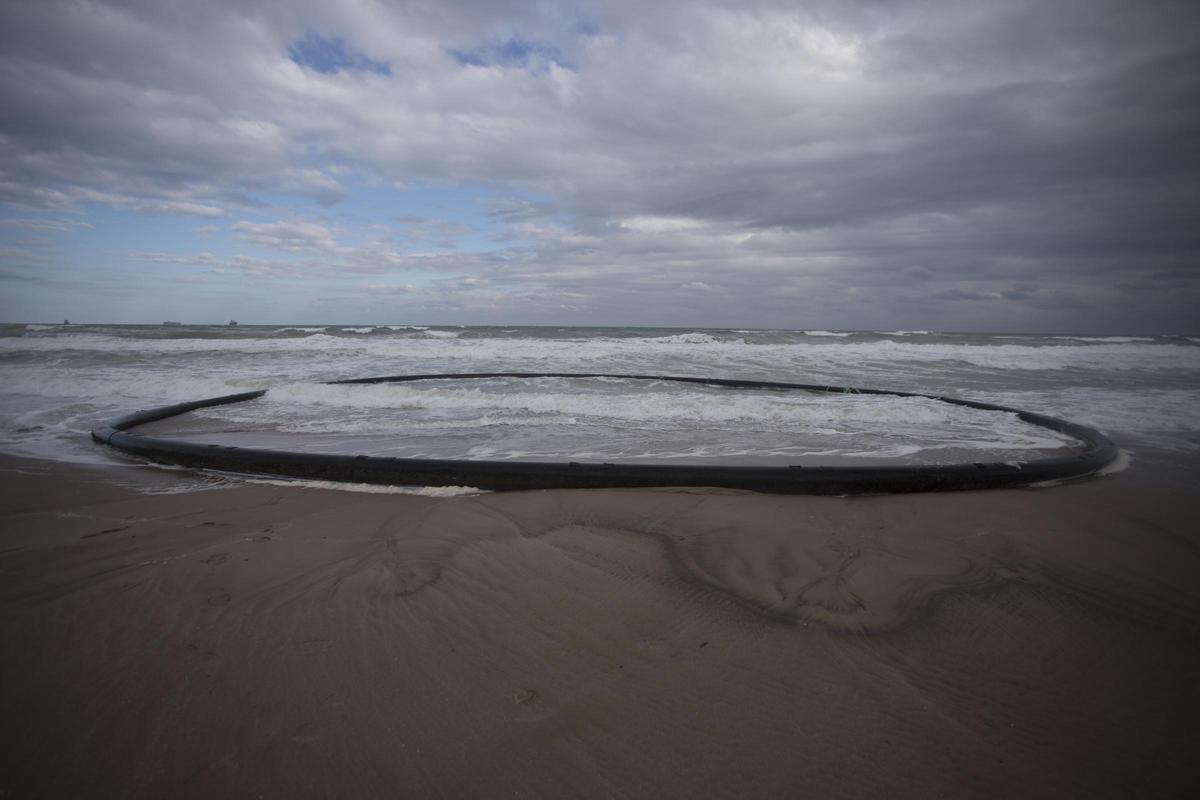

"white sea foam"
[254, 380, 979, 427]
[1098, 449, 1133, 476]
[648, 332, 725, 344]
[1025, 448, 1133, 488]
[3, 325, 1198, 467]
[803, 330, 853, 337]
[189, 379, 1080, 457]
[5, 329, 1195, 376]
[239, 477, 485, 496]
[964, 388, 1200, 451]
[1050, 335, 1157, 343]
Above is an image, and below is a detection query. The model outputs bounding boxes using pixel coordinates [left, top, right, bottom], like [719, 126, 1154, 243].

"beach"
[3, 451, 1197, 799]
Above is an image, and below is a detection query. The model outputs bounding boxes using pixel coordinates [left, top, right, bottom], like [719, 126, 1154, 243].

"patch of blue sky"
[0, 209, 89, 239]
[0, 206, 208, 279]
[56, 207, 237, 272]
[91, 206, 228, 251]
[77, 215, 263, 300]
[447, 36, 575, 72]
[0, 181, 546, 296]
[575, 19, 601, 37]
[288, 31, 391, 76]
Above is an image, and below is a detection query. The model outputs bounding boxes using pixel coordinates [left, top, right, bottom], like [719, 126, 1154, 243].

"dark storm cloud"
[1, 0, 1198, 329]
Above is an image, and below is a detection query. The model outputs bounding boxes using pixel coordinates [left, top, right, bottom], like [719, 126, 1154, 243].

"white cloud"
[620, 216, 706, 234]
[0, 218, 92, 232]
[232, 219, 341, 253]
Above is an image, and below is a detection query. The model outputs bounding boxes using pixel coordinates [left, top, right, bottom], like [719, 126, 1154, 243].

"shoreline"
[2, 452, 1198, 797]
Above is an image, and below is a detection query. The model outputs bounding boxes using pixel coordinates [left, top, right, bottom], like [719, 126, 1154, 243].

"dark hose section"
[91, 373, 1118, 494]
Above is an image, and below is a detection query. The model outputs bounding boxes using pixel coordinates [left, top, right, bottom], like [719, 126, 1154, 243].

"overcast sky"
[1, 0, 1197, 332]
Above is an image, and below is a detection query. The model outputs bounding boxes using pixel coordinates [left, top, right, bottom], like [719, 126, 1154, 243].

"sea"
[2, 323, 1198, 487]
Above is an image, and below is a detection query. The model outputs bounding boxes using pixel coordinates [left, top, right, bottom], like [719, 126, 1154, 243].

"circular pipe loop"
[91, 373, 1118, 494]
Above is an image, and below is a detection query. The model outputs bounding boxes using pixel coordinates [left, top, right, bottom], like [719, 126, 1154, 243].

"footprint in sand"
[512, 688, 539, 705]
[202, 553, 229, 566]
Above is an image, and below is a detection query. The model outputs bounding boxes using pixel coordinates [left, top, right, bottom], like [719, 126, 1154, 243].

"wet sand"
[1, 453, 1198, 798]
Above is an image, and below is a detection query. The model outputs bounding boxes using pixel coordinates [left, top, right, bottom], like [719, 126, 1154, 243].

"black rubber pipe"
[91, 373, 1118, 494]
